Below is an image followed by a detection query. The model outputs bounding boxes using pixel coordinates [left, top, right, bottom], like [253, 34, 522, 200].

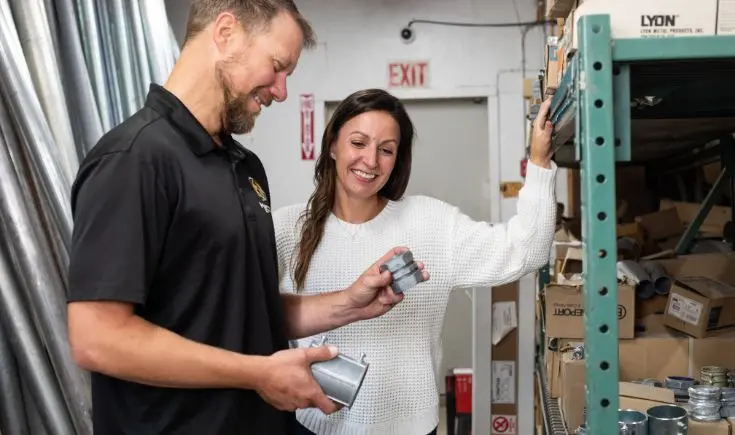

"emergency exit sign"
[388, 61, 429, 88]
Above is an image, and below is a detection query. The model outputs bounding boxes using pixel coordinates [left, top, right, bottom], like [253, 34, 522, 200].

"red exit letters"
[388, 61, 429, 88]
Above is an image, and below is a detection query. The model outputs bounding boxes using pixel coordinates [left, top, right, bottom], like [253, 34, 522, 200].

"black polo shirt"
[68, 84, 294, 435]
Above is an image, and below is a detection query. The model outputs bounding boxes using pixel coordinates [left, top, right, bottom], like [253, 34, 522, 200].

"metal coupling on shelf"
[618, 409, 648, 434]
[701, 366, 729, 387]
[379, 250, 426, 294]
[647, 404, 688, 434]
[616, 260, 656, 299]
[688, 385, 723, 422]
[309, 336, 369, 408]
[665, 376, 696, 391]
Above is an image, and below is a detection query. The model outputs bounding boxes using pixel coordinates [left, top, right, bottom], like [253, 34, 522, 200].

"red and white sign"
[300, 94, 315, 160]
[388, 61, 429, 88]
[491, 415, 517, 434]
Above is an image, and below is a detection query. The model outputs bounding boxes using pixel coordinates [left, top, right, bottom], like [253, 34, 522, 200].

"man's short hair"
[184, 0, 316, 48]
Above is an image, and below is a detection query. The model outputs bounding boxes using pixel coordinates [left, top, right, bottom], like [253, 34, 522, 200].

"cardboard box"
[569, 0, 734, 51]
[560, 353, 585, 429]
[544, 283, 635, 339]
[664, 277, 735, 338]
[546, 315, 735, 398]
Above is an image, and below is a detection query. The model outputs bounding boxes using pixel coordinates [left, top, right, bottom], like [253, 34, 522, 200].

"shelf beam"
[576, 14, 620, 434]
[612, 35, 735, 62]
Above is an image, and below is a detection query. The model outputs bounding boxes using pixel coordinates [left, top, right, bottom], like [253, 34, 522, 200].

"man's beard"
[217, 68, 258, 135]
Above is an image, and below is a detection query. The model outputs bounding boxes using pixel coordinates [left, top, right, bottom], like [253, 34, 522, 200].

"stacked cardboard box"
[539, 185, 735, 432]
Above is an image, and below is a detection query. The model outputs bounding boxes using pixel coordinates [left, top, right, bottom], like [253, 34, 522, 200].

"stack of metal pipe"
[0, 1, 179, 434]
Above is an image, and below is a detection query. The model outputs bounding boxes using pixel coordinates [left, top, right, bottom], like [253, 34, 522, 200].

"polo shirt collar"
[144, 84, 242, 159]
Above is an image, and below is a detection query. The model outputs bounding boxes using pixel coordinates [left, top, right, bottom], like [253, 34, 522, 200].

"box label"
[668, 293, 703, 325]
[492, 361, 516, 404]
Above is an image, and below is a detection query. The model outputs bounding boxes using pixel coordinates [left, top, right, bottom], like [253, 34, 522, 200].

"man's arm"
[68, 301, 265, 389]
[280, 248, 419, 340]
[281, 291, 362, 340]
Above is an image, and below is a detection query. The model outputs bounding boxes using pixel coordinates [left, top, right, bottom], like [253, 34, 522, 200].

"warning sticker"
[491, 414, 517, 434]
[668, 293, 703, 326]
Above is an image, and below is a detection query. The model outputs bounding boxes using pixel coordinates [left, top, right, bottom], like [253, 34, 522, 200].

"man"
[66, 1, 427, 434]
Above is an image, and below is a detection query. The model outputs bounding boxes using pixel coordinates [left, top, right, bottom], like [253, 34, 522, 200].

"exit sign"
[388, 61, 429, 88]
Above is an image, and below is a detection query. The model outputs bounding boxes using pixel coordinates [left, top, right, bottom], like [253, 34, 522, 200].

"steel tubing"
[6, 0, 79, 182]
[141, 0, 177, 84]
[21, 375, 49, 435]
[0, 103, 92, 434]
[77, 0, 114, 131]
[129, 0, 153, 96]
[0, 240, 75, 435]
[0, 0, 74, 249]
[53, 0, 104, 156]
[0, 321, 30, 435]
[111, 0, 141, 118]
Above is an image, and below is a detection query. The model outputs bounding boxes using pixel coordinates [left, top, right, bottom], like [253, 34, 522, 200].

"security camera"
[400, 26, 415, 44]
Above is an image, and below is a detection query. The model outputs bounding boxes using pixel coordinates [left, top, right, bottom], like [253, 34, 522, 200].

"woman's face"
[330, 110, 400, 201]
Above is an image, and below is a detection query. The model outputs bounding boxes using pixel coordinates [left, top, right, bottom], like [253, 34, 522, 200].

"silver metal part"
[618, 409, 648, 434]
[309, 337, 369, 408]
[665, 376, 696, 391]
[380, 250, 426, 293]
[646, 404, 687, 435]
[688, 385, 722, 421]
[617, 260, 655, 299]
[642, 261, 672, 295]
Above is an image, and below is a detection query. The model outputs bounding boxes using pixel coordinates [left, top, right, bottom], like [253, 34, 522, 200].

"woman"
[274, 89, 556, 435]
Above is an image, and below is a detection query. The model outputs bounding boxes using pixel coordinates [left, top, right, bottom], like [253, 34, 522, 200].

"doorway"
[325, 97, 491, 393]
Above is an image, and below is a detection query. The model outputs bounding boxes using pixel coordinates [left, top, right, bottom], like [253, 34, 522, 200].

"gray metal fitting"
[665, 376, 696, 391]
[642, 261, 672, 295]
[309, 337, 369, 408]
[380, 250, 426, 293]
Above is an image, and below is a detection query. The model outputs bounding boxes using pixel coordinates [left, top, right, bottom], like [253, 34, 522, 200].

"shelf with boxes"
[531, 1, 735, 433]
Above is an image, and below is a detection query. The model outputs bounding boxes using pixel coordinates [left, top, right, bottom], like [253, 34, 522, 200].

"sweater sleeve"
[272, 205, 301, 293]
[447, 161, 557, 289]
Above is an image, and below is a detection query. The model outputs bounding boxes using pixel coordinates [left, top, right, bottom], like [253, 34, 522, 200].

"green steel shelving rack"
[544, 13, 735, 434]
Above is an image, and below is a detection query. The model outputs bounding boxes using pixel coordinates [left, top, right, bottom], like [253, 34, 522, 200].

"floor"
[438, 404, 447, 435]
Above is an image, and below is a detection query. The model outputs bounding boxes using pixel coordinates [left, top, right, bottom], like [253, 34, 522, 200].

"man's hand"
[530, 97, 554, 168]
[345, 247, 429, 320]
[255, 346, 341, 414]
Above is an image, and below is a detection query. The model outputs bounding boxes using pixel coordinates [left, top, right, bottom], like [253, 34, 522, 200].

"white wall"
[165, 0, 566, 223]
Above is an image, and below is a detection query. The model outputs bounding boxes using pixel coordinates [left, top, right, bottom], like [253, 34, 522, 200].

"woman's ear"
[329, 143, 336, 159]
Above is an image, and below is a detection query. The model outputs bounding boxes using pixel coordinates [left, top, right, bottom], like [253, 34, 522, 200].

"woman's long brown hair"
[293, 89, 415, 290]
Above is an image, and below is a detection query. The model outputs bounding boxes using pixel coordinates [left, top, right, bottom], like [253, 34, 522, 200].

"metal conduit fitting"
[617, 260, 656, 299]
[309, 337, 369, 408]
[618, 409, 648, 434]
[642, 261, 672, 296]
[379, 250, 425, 293]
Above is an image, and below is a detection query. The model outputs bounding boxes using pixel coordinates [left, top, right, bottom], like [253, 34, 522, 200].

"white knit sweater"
[273, 162, 557, 435]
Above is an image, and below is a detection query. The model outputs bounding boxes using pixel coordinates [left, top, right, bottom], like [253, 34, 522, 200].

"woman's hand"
[530, 98, 554, 168]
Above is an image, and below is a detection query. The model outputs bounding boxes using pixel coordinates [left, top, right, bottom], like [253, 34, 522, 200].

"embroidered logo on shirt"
[248, 176, 271, 214]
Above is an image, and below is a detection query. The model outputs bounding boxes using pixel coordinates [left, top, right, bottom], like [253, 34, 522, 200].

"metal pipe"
[0, 237, 76, 435]
[617, 260, 656, 299]
[111, 0, 141, 117]
[141, 0, 177, 84]
[54, 0, 105, 156]
[7, 0, 79, 182]
[642, 261, 672, 296]
[0, 321, 31, 435]
[0, 0, 74, 249]
[21, 375, 49, 435]
[129, 0, 152, 97]
[77, 0, 114, 131]
[0, 98, 92, 435]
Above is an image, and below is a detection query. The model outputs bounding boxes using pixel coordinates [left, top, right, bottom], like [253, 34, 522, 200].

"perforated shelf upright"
[547, 13, 735, 434]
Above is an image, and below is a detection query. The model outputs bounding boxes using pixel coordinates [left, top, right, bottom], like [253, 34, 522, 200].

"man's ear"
[211, 12, 239, 54]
